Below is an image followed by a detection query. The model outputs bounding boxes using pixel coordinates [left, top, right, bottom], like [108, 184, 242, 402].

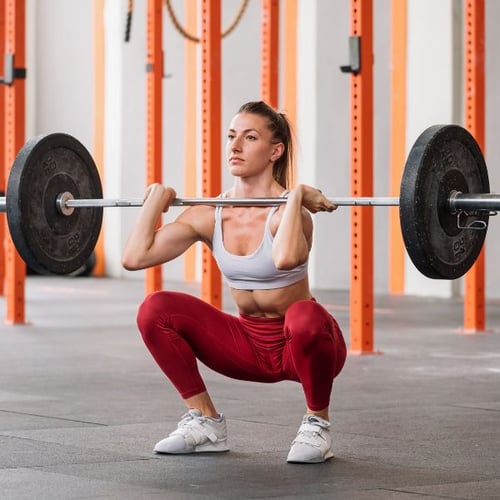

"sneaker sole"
[287, 450, 334, 464]
[154, 441, 229, 454]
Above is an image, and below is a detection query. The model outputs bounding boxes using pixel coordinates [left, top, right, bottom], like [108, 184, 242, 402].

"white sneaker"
[286, 415, 333, 464]
[154, 409, 229, 454]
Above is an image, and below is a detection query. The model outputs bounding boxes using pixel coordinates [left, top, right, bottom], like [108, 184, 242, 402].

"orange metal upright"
[463, 0, 486, 332]
[145, 0, 163, 294]
[283, 0, 297, 186]
[261, 0, 279, 108]
[388, 0, 407, 294]
[92, 0, 106, 276]
[283, 0, 297, 123]
[184, 0, 198, 282]
[3, 0, 26, 324]
[349, 0, 374, 354]
[200, 0, 222, 308]
[0, 0, 5, 296]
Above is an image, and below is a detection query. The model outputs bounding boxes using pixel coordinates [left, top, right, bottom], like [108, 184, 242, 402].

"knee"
[285, 300, 333, 345]
[136, 291, 175, 341]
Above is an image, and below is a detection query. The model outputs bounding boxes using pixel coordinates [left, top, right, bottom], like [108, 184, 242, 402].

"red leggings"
[137, 291, 347, 411]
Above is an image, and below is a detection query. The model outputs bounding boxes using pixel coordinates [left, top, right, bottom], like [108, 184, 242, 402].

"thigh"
[141, 291, 273, 382]
[281, 299, 347, 378]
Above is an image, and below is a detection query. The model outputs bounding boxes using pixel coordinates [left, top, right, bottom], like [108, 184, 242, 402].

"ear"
[270, 142, 285, 162]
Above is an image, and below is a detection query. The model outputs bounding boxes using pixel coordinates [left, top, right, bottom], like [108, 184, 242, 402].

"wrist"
[287, 186, 305, 204]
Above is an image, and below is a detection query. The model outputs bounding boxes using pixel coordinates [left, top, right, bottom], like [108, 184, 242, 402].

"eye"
[227, 133, 235, 140]
[246, 134, 257, 141]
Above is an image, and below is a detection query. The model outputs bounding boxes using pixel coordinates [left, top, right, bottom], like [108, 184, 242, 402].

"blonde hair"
[237, 101, 293, 189]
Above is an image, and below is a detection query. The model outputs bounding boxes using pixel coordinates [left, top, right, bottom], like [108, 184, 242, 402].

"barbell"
[0, 124, 494, 279]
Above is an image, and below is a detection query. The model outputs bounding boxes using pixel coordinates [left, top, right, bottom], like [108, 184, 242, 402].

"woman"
[122, 101, 347, 464]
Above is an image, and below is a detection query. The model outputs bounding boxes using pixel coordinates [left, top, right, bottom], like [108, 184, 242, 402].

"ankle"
[188, 407, 220, 419]
[184, 392, 219, 418]
[306, 410, 329, 422]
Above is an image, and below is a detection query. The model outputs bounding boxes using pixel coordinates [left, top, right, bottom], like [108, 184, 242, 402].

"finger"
[320, 201, 336, 212]
[143, 186, 154, 204]
[163, 189, 177, 212]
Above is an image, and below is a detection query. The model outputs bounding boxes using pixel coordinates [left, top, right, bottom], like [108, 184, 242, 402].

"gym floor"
[0, 276, 499, 499]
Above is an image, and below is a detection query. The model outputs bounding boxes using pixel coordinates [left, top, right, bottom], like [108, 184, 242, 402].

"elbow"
[122, 254, 143, 271]
[273, 254, 303, 271]
[122, 260, 135, 271]
[275, 260, 301, 271]
[272, 241, 310, 270]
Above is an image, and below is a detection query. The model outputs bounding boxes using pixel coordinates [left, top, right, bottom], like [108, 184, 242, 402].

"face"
[225, 112, 284, 179]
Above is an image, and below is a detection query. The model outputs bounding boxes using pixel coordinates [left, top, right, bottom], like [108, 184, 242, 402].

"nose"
[231, 135, 243, 152]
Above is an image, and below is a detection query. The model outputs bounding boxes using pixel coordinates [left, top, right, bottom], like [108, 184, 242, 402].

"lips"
[229, 157, 244, 164]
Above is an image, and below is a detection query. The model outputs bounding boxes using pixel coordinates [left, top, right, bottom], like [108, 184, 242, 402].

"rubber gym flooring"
[0, 276, 499, 499]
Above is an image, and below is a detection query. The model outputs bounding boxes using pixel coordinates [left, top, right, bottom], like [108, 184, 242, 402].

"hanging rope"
[124, 0, 133, 42]
[164, 0, 249, 43]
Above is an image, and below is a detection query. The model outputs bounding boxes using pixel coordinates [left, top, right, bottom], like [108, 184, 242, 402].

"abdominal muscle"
[230, 276, 313, 318]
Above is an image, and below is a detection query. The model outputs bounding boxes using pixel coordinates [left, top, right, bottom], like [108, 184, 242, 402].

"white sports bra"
[211, 194, 308, 290]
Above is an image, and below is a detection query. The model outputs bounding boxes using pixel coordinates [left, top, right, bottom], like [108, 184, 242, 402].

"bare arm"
[122, 184, 208, 270]
[272, 184, 337, 270]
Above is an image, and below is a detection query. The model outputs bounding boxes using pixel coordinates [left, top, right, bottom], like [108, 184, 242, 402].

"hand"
[143, 184, 177, 212]
[291, 184, 337, 214]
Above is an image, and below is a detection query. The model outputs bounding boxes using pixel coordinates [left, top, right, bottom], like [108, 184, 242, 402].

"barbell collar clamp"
[56, 192, 75, 216]
[449, 191, 500, 213]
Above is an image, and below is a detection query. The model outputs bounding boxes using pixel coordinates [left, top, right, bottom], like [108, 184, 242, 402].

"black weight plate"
[6, 133, 103, 275]
[400, 125, 489, 280]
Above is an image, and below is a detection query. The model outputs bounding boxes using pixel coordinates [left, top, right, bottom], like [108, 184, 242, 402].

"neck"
[231, 178, 284, 198]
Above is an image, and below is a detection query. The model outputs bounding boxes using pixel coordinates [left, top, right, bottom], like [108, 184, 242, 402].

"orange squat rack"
[2, 0, 26, 324]
[0, 0, 5, 298]
[388, 0, 407, 295]
[261, 0, 279, 108]
[348, 0, 375, 354]
[200, 0, 222, 308]
[145, 0, 163, 295]
[92, 0, 106, 277]
[183, 0, 198, 283]
[463, 0, 486, 332]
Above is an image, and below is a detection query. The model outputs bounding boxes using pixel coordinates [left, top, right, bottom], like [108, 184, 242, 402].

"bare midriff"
[230, 276, 312, 318]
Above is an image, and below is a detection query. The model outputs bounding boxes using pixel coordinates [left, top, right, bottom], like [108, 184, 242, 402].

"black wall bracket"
[0, 53, 27, 86]
[340, 36, 361, 75]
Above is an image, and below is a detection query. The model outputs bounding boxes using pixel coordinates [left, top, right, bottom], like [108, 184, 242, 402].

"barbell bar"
[1, 190, 499, 212]
[47, 192, 500, 211]
[58, 195, 401, 210]
[2, 192, 498, 211]
[0, 124, 494, 278]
